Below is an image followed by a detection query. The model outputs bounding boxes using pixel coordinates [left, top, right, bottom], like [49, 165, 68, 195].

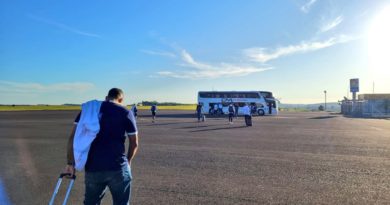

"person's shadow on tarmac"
[190, 125, 248, 132]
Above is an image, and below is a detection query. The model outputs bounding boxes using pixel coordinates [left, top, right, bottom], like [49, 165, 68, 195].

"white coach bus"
[259, 91, 279, 115]
[197, 91, 277, 116]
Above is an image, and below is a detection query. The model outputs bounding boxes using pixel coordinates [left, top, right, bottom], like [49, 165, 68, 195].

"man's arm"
[63, 125, 76, 176]
[127, 134, 139, 163]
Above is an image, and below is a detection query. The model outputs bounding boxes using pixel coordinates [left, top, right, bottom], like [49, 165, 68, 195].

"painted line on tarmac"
[370, 126, 383, 131]
[0, 178, 12, 205]
[275, 116, 297, 119]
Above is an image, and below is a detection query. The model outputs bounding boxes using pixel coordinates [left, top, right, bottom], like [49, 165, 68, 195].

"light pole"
[324, 90, 327, 111]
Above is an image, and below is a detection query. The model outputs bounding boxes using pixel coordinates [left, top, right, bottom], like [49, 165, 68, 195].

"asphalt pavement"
[0, 110, 389, 204]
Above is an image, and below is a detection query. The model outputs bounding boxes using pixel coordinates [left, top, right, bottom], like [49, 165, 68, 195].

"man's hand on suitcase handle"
[63, 164, 75, 178]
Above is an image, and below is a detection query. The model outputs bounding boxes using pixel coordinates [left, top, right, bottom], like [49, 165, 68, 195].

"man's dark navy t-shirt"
[74, 101, 138, 172]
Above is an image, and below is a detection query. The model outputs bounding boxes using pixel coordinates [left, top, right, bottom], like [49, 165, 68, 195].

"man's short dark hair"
[107, 88, 124, 100]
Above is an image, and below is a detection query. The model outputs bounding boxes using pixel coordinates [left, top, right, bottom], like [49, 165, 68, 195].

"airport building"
[341, 93, 390, 118]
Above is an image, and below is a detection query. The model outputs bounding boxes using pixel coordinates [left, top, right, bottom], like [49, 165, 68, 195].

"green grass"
[0, 105, 81, 111]
[0, 104, 197, 111]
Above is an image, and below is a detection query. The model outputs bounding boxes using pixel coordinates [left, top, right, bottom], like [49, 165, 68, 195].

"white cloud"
[178, 50, 214, 70]
[141, 49, 176, 58]
[319, 15, 343, 33]
[244, 35, 355, 63]
[156, 49, 272, 79]
[0, 81, 95, 93]
[301, 0, 318, 13]
[27, 14, 101, 38]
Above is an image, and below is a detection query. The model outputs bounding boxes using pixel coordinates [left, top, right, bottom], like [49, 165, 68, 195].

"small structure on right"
[341, 94, 390, 118]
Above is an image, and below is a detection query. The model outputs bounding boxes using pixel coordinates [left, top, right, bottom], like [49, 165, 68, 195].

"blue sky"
[1, 0, 389, 104]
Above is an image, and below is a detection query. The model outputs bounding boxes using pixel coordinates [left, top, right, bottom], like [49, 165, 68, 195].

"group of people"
[196, 103, 253, 126]
[130, 104, 158, 122]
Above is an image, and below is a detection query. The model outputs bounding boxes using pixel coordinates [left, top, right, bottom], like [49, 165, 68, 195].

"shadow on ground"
[309, 116, 338, 120]
[190, 125, 248, 132]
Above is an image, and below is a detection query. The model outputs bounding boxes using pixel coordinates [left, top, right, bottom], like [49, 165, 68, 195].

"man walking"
[64, 88, 139, 205]
[196, 103, 203, 122]
[131, 104, 138, 119]
[151, 104, 157, 123]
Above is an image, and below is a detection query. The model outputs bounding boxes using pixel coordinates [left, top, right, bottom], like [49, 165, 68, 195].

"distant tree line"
[62, 104, 81, 106]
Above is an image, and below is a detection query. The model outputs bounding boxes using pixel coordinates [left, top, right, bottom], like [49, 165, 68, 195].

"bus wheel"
[257, 109, 265, 116]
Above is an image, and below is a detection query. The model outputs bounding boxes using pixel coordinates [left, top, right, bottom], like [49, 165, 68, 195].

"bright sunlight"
[367, 5, 390, 77]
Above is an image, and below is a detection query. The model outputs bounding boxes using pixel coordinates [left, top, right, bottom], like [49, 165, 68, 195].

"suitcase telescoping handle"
[48, 173, 76, 205]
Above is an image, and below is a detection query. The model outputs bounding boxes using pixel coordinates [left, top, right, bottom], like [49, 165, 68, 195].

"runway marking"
[274, 116, 298, 119]
[0, 178, 12, 205]
[15, 138, 39, 186]
[370, 126, 383, 131]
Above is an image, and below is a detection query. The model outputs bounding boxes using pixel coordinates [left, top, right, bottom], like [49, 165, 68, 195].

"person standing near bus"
[253, 104, 257, 115]
[218, 103, 223, 115]
[242, 103, 252, 126]
[151, 104, 157, 123]
[213, 104, 218, 115]
[228, 103, 235, 124]
[234, 103, 239, 118]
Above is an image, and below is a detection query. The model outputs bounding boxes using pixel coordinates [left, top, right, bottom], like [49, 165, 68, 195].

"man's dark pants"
[84, 163, 132, 205]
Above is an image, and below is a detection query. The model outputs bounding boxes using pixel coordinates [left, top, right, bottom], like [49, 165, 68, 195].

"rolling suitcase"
[48, 173, 76, 205]
[245, 115, 252, 126]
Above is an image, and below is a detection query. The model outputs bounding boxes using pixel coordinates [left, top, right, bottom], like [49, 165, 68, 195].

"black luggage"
[245, 115, 252, 126]
[48, 173, 76, 205]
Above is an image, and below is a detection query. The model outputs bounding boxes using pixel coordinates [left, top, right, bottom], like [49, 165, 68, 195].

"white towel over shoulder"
[73, 100, 102, 171]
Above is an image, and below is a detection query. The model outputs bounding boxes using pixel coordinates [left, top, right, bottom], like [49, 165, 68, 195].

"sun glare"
[367, 6, 390, 77]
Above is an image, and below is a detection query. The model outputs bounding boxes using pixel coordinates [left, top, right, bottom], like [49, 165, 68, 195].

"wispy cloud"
[178, 50, 214, 70]
[0, 81, 95, 93]
[243, 35, 355, 63]
[319, 15, 343, 33]
[141, 49, 176, 58]
[27, 14, 101, 38]
[301, 0, 318, 13]
[154, 49, 271, 79]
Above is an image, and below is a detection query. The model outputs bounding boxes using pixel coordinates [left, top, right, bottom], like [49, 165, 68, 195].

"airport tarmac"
[0, 110, 390, 204]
